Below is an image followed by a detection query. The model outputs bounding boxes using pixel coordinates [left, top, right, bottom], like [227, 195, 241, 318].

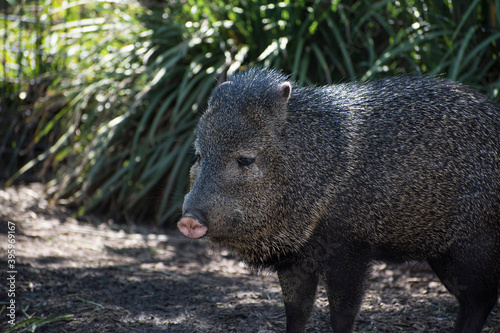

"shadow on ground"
[0, 184, 498, 332]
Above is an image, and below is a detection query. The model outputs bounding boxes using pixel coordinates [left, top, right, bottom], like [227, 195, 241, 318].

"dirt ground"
[0, 183, 499, 332]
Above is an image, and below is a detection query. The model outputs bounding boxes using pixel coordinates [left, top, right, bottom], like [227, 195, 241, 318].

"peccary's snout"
[177, 211, 208, 239]
[178, 182, 210, 239]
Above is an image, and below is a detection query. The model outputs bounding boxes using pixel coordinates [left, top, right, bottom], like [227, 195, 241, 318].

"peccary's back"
[287, 76, 500, 259]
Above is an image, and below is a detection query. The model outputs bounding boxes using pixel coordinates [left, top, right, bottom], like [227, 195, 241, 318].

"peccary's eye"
[193, 154, 201, 164]
[237, 157, 255, 167]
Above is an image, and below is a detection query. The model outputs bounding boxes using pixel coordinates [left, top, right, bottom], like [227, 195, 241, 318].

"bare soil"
[0, 183, 499, 332]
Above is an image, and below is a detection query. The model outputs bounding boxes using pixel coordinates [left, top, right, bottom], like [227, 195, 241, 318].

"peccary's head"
[178, 69, 318, 265]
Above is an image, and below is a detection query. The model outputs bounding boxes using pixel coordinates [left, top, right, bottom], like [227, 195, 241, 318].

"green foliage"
[3, 0, 500, 224]
[3, 313, 74, 332]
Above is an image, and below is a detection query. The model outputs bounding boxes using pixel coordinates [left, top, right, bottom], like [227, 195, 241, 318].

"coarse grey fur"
[181, 68, 500, 333]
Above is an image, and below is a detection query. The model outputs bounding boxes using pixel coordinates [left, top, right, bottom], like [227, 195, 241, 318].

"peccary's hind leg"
[278, 266, 319, 333]
[428, 257, 498, 333]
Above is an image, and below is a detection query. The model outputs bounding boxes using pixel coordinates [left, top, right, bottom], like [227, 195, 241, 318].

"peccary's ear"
[212, 81, 232, 95]
[278, 82, 292, 102]
[205, 81, 232, 112]
[217, 81, 232, 89]
[268, 81, 291, 126]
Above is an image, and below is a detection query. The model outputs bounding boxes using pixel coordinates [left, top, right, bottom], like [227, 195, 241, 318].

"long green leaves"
[3, 0, 500, 225]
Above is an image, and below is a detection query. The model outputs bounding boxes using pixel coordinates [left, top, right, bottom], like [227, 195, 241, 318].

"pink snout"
[177, 216, 208, 239]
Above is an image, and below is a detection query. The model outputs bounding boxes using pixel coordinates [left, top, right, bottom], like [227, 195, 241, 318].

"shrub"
[3, 0, 499, 224]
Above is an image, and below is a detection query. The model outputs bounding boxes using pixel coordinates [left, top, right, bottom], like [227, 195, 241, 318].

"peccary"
[177, 68, 500, 333]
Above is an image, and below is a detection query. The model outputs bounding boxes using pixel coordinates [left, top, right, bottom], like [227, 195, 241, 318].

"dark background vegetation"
[1, 0, 500, 225]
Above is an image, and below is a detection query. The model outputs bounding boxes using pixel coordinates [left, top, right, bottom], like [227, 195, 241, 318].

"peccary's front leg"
[278, 266, 319, 333]
[321, 258, 370, 333]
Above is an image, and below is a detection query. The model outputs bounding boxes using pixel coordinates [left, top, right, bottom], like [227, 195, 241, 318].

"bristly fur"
[182, 67, 500, 332]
